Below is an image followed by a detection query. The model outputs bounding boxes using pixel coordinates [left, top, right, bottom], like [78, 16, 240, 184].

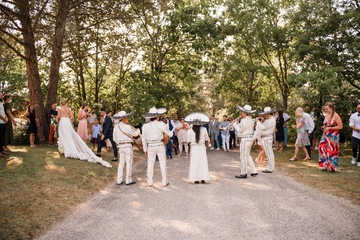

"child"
[166, 138, 173, 159]
[91, 118, 102, 150]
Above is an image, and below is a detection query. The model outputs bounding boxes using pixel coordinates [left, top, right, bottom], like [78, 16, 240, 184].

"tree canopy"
[0, 0, 359, 140]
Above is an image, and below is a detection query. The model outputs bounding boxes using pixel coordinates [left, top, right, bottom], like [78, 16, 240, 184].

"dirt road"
[39, 149, 360, 240]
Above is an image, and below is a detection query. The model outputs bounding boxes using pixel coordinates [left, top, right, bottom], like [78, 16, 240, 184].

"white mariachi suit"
[234, 116, 257, 175]
[142, 120, 173, 186]
[257, 117, 276, 171]
[113, 122, 140, 185]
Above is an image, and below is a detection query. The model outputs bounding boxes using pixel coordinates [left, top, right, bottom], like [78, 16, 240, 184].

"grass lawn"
[0, 143, 359, 239]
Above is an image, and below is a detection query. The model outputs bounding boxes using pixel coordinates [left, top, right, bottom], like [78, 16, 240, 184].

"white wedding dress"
[57, 112, 112, 168]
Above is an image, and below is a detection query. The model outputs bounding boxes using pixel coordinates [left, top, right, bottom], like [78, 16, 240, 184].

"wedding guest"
[289, 107, 310, 161]
[22, 104, 37, 147]
[303, 109, 315, 159]
[97, 108, 118, 161]
[219, 115, 230, 151]
[48, 103, 58, 146]
[283, 111, 291, 149]
[88, 108, 97, 136]
[209, 115, 220, 150]
[186, 113, 210, 184]
[77, 103, 89, 142]
[176, 117, 189, 157]
[318, 102, 343, 172]
[228, 115, 236, 149]
[91, 118, 101, 150]
[0, 93, 9, 157]
[3, 95, 16, 151]
[349, 102, 360, 167]
[275, 110, 284, 151]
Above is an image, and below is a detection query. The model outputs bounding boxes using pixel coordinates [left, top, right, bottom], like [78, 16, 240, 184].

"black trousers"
[352, 136, 360, 162]
[97, 135, 118, 158]
[0, 123, 5, 152]
[229, 131, 236, 149]
[306, 130, 314, 158]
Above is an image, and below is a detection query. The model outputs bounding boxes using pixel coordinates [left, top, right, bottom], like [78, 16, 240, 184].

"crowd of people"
[1, 94, 360, 186]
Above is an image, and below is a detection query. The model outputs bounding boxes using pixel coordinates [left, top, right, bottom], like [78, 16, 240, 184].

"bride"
[57, 98, 111, 168]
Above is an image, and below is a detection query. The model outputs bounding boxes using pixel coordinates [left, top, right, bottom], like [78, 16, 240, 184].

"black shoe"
[250, 173, 258, 177]
[112, 157, 118, 161]
[95, 153, 101, 157]
[194, 181, 199, 184]
[235, 174, 247, 178]
[201, 180, 205, 184]
[126, 182, 136, 185]
[117, 182, 123, 185]
[262, 170, 273, 173]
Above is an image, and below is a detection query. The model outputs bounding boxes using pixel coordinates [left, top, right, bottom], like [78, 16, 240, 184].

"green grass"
[0, 143, 359, 239]
[0, 145, 118, 240]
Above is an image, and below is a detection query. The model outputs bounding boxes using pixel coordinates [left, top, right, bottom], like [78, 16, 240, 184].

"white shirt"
[349, 112, 360, 139]
[258, 116, 276, 136]
[303, 112, 315, 134]
[283, 112, 291, 122]
[233, 116, 254, 137]
[142, 120, 173, 152]
[0, 103, 5, 124]
[88, 113, 97, 124]
[113, 122, 140, 144]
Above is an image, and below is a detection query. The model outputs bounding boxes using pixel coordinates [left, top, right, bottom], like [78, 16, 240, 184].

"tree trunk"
[18, 1, 47, 141]
[46, 0, 71, 113]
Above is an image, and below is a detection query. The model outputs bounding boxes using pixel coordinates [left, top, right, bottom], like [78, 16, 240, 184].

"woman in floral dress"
[318, 102, 343, 172]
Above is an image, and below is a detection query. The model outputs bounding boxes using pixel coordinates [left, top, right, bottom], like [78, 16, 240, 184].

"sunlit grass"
[0, 144, 120, 240]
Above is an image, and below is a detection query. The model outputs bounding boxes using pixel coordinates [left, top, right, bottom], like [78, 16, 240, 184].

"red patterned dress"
[318, 117, 339, 171]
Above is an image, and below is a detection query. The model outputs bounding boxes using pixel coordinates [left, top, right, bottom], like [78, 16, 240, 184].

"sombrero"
[142, 107, 167, 118]
[259, 107, 276, 115]
[113, 110, 134, 120]
[237, 105, 257, 114]
[184, 112, 210, 125]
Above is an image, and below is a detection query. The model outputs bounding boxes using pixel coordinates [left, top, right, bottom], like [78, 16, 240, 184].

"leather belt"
[261, 134, 273, 138]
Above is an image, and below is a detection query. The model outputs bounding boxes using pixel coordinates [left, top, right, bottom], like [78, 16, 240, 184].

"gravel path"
[39, 149, 360, 240]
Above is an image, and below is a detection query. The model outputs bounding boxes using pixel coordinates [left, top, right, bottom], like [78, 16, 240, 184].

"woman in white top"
[57, 98, 111, 168]
[186, 113, 211, 184]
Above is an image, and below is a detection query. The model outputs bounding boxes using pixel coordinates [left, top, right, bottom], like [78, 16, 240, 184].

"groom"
[96, 108, 118, 161]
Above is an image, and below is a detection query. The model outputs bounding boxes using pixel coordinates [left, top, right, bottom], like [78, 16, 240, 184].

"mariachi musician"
[113, 110, 140, 186]
[142, 107, 173, 187]
[232, 105, 258, 178]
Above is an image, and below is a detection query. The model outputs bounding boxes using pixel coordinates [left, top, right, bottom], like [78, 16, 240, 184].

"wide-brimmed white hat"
[113, 110, 134, 120]
[185, 112, 210, 125]
[259, 107, 276, 115]
[142, 107, 167, 118]
[237, 105, 256, 114]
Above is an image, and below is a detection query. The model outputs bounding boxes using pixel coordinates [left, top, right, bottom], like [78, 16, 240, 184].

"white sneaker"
[357, 162, 360, 167]
[217, 148, 220, 150]
[351, 157, 357, 165]
[210, 147, 214, 150]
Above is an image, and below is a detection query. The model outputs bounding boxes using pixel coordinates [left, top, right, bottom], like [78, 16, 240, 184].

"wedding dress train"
[57, 117, 112, 168]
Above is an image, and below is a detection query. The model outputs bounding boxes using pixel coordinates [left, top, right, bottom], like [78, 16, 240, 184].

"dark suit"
[97, 116, 117, 158]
